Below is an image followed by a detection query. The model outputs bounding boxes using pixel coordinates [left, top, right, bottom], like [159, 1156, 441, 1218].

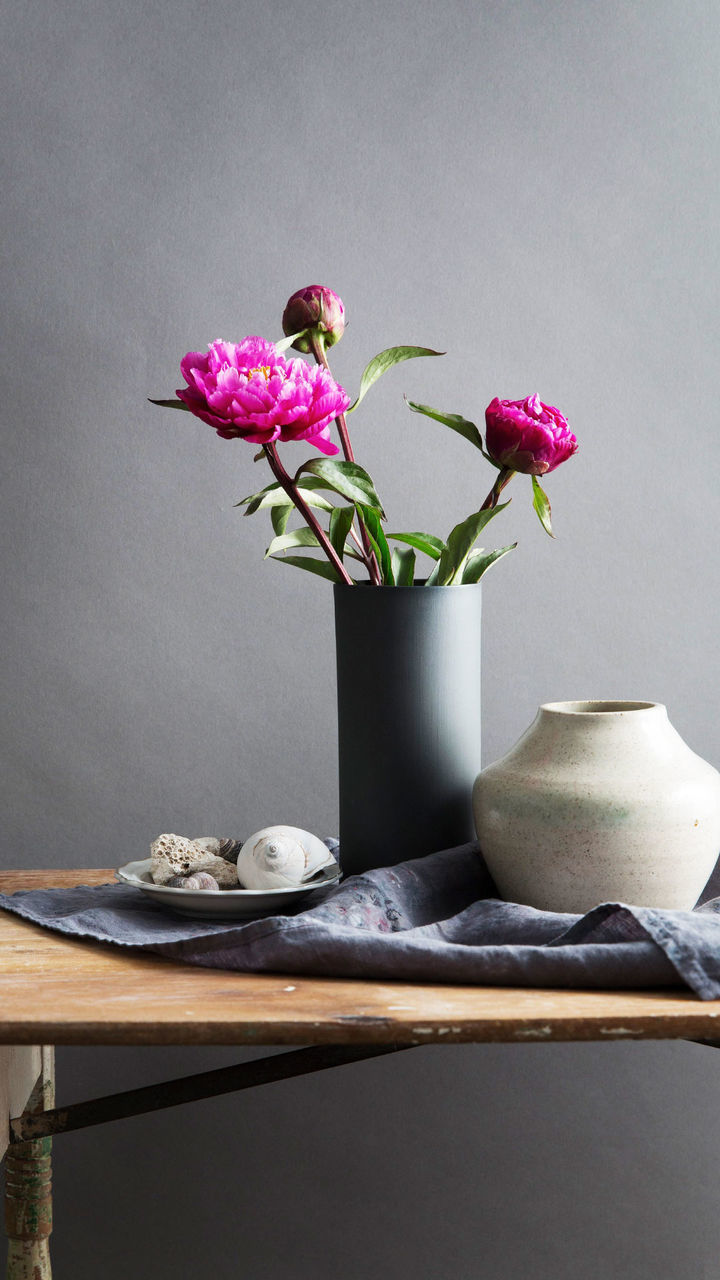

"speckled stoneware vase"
[472, 700, 720, 912]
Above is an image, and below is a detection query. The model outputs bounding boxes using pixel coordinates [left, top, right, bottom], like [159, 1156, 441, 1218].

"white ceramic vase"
[472, 700, 720, 913]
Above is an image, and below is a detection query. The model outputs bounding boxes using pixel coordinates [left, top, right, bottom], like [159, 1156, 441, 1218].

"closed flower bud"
[485, 394, 577, 475]
[282, 285, 345, 353]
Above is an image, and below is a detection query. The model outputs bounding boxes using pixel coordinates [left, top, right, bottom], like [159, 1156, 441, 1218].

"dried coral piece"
[149, 833, 238, 889]
[150, 834, 197, 883]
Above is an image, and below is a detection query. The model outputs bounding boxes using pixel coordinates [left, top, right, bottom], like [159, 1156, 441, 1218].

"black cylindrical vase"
[334, 583, 482, 876]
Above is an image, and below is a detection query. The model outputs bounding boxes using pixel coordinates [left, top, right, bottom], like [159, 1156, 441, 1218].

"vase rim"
[333, 581, 482, 590]
[540, 699, 665, 716]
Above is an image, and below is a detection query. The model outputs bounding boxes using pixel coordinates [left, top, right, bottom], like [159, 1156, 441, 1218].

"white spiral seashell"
[236, 826, 336, 890]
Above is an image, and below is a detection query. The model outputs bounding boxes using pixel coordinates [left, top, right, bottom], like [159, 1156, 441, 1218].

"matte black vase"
[333, 583, 483, 876]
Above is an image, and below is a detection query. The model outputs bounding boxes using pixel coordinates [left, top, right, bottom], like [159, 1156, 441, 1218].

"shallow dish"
[115, 858, 341, 920]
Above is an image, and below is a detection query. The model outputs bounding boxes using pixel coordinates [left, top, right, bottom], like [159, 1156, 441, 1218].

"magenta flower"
[176, 337, 349, 455]
[485, 394, 577, 475]
[282, 286, 346, 353]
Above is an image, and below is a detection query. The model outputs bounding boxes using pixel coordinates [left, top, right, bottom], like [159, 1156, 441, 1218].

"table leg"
[4, 1048, 54, 1280]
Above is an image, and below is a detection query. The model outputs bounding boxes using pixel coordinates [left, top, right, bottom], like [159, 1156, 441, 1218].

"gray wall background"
[3, 1, 720, 1276]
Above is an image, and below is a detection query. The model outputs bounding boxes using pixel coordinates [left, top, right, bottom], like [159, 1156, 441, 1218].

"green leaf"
[297, 476, 339, 490]
[436, 503, 510, 585]
[425, 559, 441, 587]
[148, 398, 191, 411]
[386, 531, 445, 561]
[236, 480, 334, 516]
[271, 503, 292, 536]
[532, 476, 554, 537]
[267, 554, 342, 582]
[265, 527, 320, 559]
[329, 506, 356, 561]
[461, 543, 517, 583]
[238, 476, 338, 505]
[357, 504, 394, 585]
[391, 546, 416, 586]
[348, 346, 444, 413]
[274, 330, 307, 353]
[405, 400, 485, 452]
[299, 459, 385, 516]
[237, 479, 277, 505]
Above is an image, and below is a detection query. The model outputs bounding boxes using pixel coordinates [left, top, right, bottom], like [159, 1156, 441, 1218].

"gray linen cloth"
[2, 843, 720, 998]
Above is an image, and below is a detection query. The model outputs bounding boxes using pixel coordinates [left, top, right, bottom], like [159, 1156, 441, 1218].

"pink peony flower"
[484, 394, 577, 475]
[176, 337, 349, 455]
[282, 285, 345, 353]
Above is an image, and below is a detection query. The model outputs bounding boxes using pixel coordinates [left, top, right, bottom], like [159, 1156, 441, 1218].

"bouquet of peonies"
[152, 286, 577, 586]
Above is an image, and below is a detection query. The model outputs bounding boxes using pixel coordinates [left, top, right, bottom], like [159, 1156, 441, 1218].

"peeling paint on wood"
[5, 1047, 53, 1280]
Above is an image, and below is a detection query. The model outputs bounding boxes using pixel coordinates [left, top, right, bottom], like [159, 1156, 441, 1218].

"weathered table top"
[0, 869, 719, 1046]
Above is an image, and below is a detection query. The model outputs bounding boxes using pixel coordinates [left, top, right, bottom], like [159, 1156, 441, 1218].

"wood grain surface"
[0, 869, 719, 1046]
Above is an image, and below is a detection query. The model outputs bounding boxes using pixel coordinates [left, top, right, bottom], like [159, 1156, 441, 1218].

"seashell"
[184, 872, 219, 891]
[216, 838, 244, 863]
[150, 833, 239, 889]
[235, 826, 336, 890]
[165, 874, 189, 888]
[191, 837, 221, 858]
[191, 837, 243, 863]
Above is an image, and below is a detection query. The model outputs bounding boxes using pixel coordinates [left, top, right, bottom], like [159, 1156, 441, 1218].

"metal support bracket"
[9, 1044, 413, 1144]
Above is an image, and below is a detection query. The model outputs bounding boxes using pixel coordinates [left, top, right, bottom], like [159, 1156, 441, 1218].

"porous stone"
[150, 834, 239, 889]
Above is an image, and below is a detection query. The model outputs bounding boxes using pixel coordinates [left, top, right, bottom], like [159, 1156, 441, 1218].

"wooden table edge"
[0, 1019, 719, 1047]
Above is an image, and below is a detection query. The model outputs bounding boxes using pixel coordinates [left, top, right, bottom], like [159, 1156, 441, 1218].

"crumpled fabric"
[2, 843, 720, 998]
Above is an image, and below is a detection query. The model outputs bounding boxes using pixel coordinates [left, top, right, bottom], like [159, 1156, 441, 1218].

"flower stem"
[310, 335, 357, 462]
[480, 467, 515, 511]
[309, 334, 382, 586]
[263, 444, 354, 586]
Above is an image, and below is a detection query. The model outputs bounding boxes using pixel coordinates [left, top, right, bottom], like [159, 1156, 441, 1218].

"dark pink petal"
[216, 365, 242, 394]
[234, 423, 280, 444]
[177, 389, 240, 435]
[235, 336, 280, 368]
[310, 391, 345, 421]
[180, 351, 210, 386]
[289, 423, 340, 455]
[274, 405, 310, 428]
[177, 337, 349, 451]
[234, 388, 273, 417]
[522, 393, 545, 420]
[176, 384, 206, 411]
[207, 341, 238, 374]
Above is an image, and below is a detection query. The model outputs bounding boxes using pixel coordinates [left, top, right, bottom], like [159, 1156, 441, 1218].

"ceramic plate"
[115, 858, 341, 920]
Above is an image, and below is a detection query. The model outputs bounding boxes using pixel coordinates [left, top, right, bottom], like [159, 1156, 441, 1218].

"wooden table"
[2, 867, 720, 1278]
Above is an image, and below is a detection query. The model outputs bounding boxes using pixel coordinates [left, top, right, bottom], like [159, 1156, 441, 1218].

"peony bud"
[282, 285, 345, 353]
[485, 394, 577, 475]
